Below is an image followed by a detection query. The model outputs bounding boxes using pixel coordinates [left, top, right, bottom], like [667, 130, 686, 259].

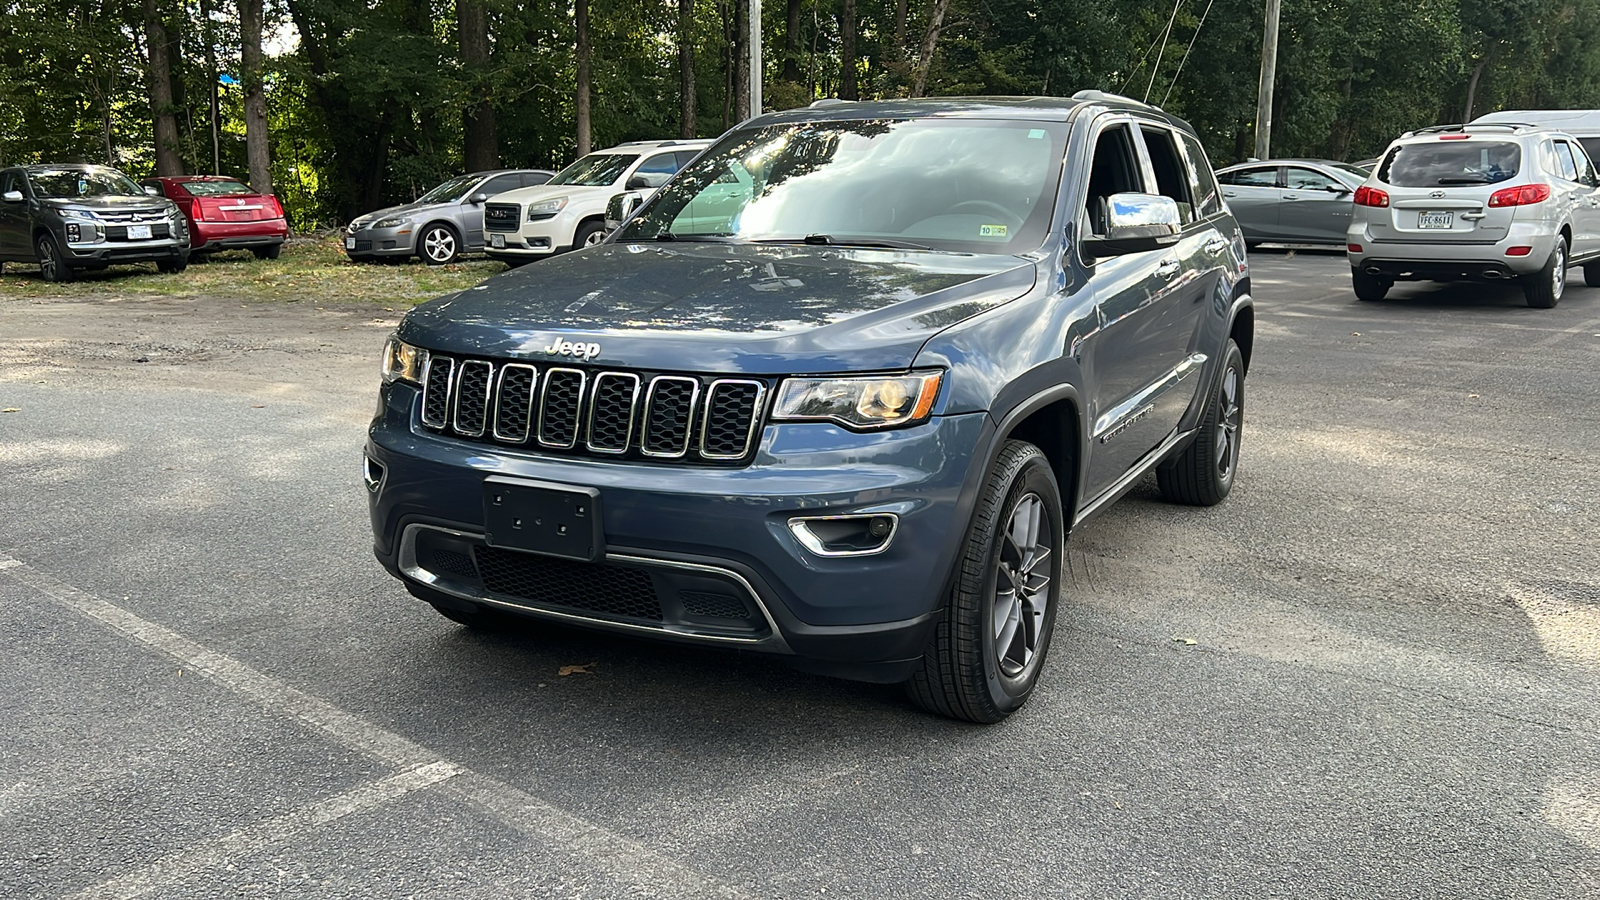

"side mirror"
[1327, 184, 1352, 195]
[605, 190, 646, 234]
[625, 174, 653, 191]
[468, 193, 488, 204]
[1, 190, 22, 203]
[144, 185, 161, 196]
[1083, 193, 1182, 256]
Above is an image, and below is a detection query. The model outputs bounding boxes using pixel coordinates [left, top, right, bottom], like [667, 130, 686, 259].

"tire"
[1585, 262, 1600, 287]
[417, 223, 460, 265]
[1157, 339, 1245, 506]
[906, 440, 1064, 724]
[157, 259, 187, 274]
[1351, 267, 1389, 301]
[573, 219, 607, 250]
[1524, 238, 1567, 308]
[252, 243, 282, 260]
[36, 233, 72, 282]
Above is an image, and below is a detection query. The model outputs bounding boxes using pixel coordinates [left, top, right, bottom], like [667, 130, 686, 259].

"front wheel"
[157, 259, 188, 275]
[1157, 338, 1245, 506]
[1352, 267, 1390, 301]
[1524, 238, 1567, 308]
[417, 223, 460, 265]
[573, 219, 607, 250]
[36, 233, 72, 282]
[906, 440, 1064, 724]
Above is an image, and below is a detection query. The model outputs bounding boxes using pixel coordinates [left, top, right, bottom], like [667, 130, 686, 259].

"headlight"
[374, 216, 411, 229]
[771, 371, 943, 430]
[61, 208, 102, 222]
[381, 336, 429, 385]
[527, 197, 567, 219]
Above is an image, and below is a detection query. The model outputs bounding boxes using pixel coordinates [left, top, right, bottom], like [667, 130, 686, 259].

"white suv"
[1347, 123, 1600, 307]
[482, 140, 710, 264]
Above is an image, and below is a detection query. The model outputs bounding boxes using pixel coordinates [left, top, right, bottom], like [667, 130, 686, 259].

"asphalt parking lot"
[1, 249, 1597, 898]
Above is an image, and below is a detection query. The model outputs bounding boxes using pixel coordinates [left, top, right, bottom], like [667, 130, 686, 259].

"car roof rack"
[810, 98, 850, 108]
[1403, 122, 1544, 138]
[1071, 90, 1157, 110]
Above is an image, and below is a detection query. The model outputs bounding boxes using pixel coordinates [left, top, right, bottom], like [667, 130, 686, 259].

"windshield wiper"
[756, 234, 932, 251]
[1436, 175, 1493, 185]
[652, 232, 737, 242]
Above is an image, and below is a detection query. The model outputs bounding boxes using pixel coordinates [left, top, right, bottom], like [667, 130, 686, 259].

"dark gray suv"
[365, 93, 1255, 722]
[0, 164, 189, 281]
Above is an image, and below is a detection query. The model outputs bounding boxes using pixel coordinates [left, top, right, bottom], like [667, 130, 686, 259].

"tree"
[459, 0, 499, 170]
[144, 0, 184, 175]
[680, 0, 697, 137]
[240, 0, 271, 192]
[577, 0, 592, 154]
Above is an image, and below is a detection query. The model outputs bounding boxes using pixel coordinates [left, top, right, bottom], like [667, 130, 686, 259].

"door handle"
[1156, 258, 1181, 278]
[1222, 191, 1237, 198]
[1204, 237, 1229, 254]
[1283, 194, 1300, 201]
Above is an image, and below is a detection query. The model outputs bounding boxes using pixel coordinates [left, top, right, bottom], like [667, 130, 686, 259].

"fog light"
[788, 514, 899, 557]
[363, 456, 386, 494]
[65, 223, 81, 242]
[1505, 246, 1533, 257]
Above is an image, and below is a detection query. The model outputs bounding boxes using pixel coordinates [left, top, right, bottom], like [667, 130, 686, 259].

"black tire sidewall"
[977, 452, 1064, 708]
[419, 224, 458, 265]
[37, 234, 69, 282]
[574, 220, 605, 249]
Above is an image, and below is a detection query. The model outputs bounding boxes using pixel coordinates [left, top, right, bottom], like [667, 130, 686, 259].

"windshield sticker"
[980, 224, 1009, 237]
[1028, 129, 1047, 140]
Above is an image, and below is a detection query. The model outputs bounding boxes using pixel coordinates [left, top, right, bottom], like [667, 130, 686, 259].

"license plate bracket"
[345, 236, 356, 249]
[127, 224, 153, 240]
[1417, 211, 1454, 229]
[483, 476, 603, 562]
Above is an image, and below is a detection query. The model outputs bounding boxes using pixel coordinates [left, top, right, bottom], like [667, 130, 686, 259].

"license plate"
[491, 233, 505, 248]
[1417, 211, 1453, 229]
[127, 224, 152, 240]
[483, 477, 603, 562]
[345, 237, 356, 249]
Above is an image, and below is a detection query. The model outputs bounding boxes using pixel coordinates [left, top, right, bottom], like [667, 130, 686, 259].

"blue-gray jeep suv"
[366, 93, 1254, 722]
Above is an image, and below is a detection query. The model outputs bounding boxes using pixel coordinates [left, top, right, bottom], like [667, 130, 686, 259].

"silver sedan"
[1216, 158, 1369, 247]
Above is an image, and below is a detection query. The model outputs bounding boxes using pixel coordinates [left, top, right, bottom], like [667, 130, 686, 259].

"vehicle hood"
[491, 183, 612, 204]
[351, 199, 450, 227]
[39, 196, 173, 214]
[398, 243, 1037, 374]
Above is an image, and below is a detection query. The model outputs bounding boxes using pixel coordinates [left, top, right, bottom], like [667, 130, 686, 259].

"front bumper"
[365, 382, 990, 682]
[64, 234, 188, 267]
[345, 224, 418, 259]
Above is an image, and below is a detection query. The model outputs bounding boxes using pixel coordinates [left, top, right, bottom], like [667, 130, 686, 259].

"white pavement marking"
[0, 552, 752, 900]
[65, 761, 463, 900]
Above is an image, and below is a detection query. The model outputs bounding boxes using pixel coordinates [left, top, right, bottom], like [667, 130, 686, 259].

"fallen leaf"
[1173, 637, 1197, 646]
[1468, 393, 1480, 399]
[558, 662, 596, 676]
[250, 404, 266, 409]
[1351, 332, 1361, 336]
[1, 408, 18, 413]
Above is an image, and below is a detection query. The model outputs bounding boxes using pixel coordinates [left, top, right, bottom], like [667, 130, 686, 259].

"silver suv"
[1346, 123, 1600, 307]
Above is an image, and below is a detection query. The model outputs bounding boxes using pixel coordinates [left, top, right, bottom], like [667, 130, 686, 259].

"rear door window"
[1177, 133, 1223, 217]
[1285, 167, 1340, 191]
[1380, 141, 1521, 187]
[1553, 141, 1581, 181]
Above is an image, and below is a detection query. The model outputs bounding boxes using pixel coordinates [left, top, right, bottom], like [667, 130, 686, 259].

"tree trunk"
[782, 0, 801, 82]
[890, 0, 908, 92]
[144, 0, 184, 175]
[576, 0, 591, 155]
[839, 0, 857, 100]
[680, 0, 697, 138]
[1463, 52, 1491, 123]
[459, 0, 498, 170]
[240, 0, 271, 193]
[202, 0, 220, 173]
[732, 0, 750, 120]
[910, 0, 953, 98]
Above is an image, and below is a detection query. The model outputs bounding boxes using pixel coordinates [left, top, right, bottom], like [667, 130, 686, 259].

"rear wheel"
[1584, 262, 1600, 287]
[1158, 339, 1245, 506]
[417, 223, 460, 265]
[906, 440, 1063, 724]
[157, 258, 187, 274]
[1352, 267, 1389, 301]
[252, 243, 282, 260]
[35, 233, 71, 282]
[1525, 238, 1567, 308]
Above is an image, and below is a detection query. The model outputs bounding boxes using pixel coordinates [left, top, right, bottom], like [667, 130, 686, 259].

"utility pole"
[749, 0, 763, 115]
[1254, 0, 1280, 160]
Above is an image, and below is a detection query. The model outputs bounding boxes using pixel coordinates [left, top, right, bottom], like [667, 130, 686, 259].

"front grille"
[418, 355, 766, 465]
[105, 223, 172, 241]
[474, 546, 663, 620]
[484, 203, 521, 232]
[680, 591, 750, 619]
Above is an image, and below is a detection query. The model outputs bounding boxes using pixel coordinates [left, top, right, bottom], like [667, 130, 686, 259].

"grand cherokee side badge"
[540, 338, 601, 360]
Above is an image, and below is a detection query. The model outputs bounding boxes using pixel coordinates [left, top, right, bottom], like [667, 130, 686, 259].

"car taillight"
[1354, 186, 1389, 207]
[1487, 184, 1551, 207]
[190, 199, 206, 222]
[268, 196, 284, 218]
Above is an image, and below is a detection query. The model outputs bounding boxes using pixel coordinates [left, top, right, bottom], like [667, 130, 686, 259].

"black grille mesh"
[587, 375, 637, 451]
[539, 370, 584, 447]
[483, 203, 520, 232]
[474, 547, 663, 620]
[417, 355, 763, 465]
[430, 549, 479, 580]
[494, 366, 536, 442]
[680, 591, 750, 619]
[703, 383, 761, 457]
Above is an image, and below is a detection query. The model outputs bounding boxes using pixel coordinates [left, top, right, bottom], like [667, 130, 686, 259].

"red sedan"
[140, 176, 289, 259]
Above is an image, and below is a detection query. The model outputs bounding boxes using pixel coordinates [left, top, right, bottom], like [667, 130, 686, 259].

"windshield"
[549, 153, 640, 187]
[30, 168, 145, 199]
[1380, 141, 1521, 186]
[617, 119, 1068, 255]
[416, 174, 481, 204]
[181, 179, 253, 196]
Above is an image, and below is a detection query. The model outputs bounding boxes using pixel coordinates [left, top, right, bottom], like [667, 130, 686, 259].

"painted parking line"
[0, 552, 752, 900]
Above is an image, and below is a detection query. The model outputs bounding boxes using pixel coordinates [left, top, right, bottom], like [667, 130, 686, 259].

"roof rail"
[1070, 90, 1157, 110]
[810, 98, 850, 108]
[1402, 122, 1544, 138]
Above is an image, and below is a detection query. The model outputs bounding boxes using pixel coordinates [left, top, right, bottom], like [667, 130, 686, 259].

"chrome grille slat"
[417, 355, 763, 465]
[585, 372, 641, 454]
[492, 364, 538, 442]
[537, 368, 587, 449]
[451, 360, 493, 437]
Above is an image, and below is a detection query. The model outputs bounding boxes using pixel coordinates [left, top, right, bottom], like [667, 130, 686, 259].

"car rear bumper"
[364, 383, 992, 681]
[191, 219, 288, 251]
[1347, 221, 1558, 279]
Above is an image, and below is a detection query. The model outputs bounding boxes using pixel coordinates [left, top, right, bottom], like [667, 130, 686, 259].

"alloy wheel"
[37, 238, 59, 281]
[423, 227, 457, 263]
[1214, 364, 1242, 482]
[1552, 241, 1566, 301]
[992, 492, 1053, 679]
